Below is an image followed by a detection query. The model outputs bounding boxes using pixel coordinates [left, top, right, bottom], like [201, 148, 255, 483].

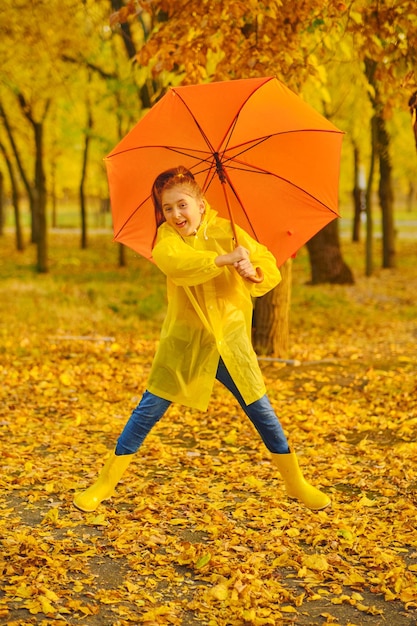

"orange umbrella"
[105, 76, 344, 267]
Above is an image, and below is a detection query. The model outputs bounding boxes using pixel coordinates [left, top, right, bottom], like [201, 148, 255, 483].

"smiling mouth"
[176, 221, 187, 228]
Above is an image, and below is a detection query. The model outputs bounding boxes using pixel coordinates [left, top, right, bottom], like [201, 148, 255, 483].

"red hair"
[151, 166, 203, 228]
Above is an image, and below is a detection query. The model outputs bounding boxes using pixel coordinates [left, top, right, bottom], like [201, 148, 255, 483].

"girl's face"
[161, 184, 205, 237]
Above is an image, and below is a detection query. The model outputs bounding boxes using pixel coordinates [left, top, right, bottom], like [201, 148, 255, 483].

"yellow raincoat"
[148, 206, 281, 411]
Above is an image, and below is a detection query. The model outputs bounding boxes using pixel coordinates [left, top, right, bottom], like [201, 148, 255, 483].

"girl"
[74, 166, 330, 512]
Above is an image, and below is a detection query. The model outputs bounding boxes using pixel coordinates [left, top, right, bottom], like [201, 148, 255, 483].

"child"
[73, 166, 330, 512]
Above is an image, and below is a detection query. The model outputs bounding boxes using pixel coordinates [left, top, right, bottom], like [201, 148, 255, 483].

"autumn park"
[1, 1, 417, 625]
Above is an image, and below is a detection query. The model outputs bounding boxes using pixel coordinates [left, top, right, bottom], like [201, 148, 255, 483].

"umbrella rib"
[205, 159, 340, 243]
[113, 196, 151, 240]
[105, 144, 212, 159]
[172, 91, 217, 154]
[214, 76, 274, 154]
[171, 77, 274, 163]
[218, 129, 342, 165]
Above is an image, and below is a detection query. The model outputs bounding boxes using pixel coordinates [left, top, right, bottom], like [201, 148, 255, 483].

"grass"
[0, 224, 417, 372]
[1, 232, 166, 340]
[1, 225, 416, 360]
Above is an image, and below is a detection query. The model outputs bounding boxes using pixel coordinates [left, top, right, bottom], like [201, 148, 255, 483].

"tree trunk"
[80, 97, 93, 250]
[365, 115, 377, 277]
[0, 142, 24, 250]
[406, 182, 414, 212]
[375, 113, 395, 268]
[352, 144, 362, 242]
[409, 91, 417, 152]
[0, 100, 34, 243]
[364, 58, 395, 273]
[111, 0, 137, 59]
[253, 259, 292, 357]
[14, 93, 49, 265]
[51, 161, 57, 229]
[0, 170, 3, 236]
[306, 221, 354, 284]
[118, 242, 126, 267]
[33, 119, 48, 273]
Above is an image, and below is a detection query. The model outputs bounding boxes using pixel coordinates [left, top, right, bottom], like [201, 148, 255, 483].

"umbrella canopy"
[105, 76, 344, 267]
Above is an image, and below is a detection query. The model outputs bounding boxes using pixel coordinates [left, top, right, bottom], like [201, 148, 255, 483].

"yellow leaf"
[223, 429, 237, 445]
[39, 595, 55, 615]
[242, 609, 256, 621]
[90, 513, 108, 526]
[195, 553, 212, 569]
[59, 372, 72, 386]
[15, 584, 33, 599]
[351, 592, 364, 602]
[350, 10, 363, 23]
[141, 605, 174, 619]
[338, 528, 354, 542]
[210, 582, 229, 600]
[400, 588, 417, 602]
[26, 599, 42, 615]
[302, 554, 329, 572]
[344, 572, 366, 585]
[41, 587, 60, 603]
[42, 508, 59, 524]
[245, 475, 264, 489]
[168, 518, 188, 525]
[358, 496, 377, 507]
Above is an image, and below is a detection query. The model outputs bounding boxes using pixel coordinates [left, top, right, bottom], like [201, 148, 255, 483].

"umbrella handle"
[246, 267, 264, 284]
[219, 178, 264, 284]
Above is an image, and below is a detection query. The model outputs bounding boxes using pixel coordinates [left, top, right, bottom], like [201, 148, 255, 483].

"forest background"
[1, 0, 416, 275]
[1, 0, 417, 357]
[1, 1, 417, 625]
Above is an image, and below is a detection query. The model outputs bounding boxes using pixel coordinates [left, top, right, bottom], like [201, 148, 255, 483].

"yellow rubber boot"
[271, 451, 331, 511]
[73, 451, 133, 512]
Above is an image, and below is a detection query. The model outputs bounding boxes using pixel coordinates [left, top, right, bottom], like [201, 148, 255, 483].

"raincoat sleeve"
[236, 225, 282, 297]
[152, 234, 223, 287]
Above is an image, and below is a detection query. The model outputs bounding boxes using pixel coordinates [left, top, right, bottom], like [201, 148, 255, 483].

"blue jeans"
[116, 359, 290, 455]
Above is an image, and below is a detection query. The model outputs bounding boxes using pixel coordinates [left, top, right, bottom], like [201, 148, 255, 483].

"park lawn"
[0, 230, 416, 625]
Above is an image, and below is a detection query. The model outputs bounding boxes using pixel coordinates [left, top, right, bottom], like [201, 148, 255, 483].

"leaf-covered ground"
[1, 232, 416, 626]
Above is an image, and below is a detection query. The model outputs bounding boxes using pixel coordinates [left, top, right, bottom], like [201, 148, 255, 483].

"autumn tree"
[0, 0, 134, 269]
[344, 0, 417, 272]
[61, 0, 160, 263]
[0, 0, 80, 271]
[0, 1, 83, 271]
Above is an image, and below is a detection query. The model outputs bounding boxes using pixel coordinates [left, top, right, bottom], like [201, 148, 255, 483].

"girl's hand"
[215, 245, 263, 283]
[233, 256, 257, 279]
[215, 245, 250, 267]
